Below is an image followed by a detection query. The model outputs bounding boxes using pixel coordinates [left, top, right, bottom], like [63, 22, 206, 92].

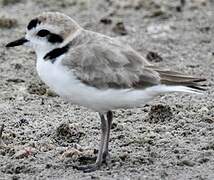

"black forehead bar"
[27, 18, 41, 30]
[48, 33, 64, 43]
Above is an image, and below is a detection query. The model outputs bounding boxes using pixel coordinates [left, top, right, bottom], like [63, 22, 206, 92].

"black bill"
[6, 37, 28, 48]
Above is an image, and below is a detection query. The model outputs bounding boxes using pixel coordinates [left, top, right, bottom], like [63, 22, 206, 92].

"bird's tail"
[158, 85, 204, 95]
[147, 66, 207, 93]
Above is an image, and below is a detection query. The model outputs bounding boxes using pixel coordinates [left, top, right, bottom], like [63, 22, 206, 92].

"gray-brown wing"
[62, 32, 161, 89]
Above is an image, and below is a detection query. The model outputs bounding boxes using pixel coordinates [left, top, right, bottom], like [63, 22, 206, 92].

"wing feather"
[61, 30, 205, 90]
[62, 30, 160, 89]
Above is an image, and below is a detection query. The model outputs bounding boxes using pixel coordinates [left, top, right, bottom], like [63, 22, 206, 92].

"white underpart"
[36, 51, 199, 113]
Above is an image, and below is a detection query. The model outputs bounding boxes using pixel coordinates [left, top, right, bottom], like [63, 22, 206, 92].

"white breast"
[37, 55, 77, 98]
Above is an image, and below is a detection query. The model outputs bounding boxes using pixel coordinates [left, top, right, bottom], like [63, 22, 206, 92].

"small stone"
[198, 157, 209, 164]
[149, 9, 166, 17]
[15, 118, 29, 127]
[111, 122, 117, 129]
[55, 147, 68, 153]
[13, 147, 36, 159]
[100, 17, 112, 25]
[6, 78, 25, 83]
[202, 118, 214, 124]
[177, 159, 195, 167]
[13, 149, 28, 159]
[192, 0, 207, 6]
[175, 6, 181, 12]
[199, 26, 210, 33]
[0, 16, 17, 28]
[45, 164, 52, 169]
[45, 89, 58, 97]
[60, 148, 82, 160]
[112, 21, 127, 35]
[119, 152, 128, 161]
[77, 149, 95, 163]
[1, 0, 22, 6]
[14, 63, 22, 70]
[146, 51, 163, 62]
[147, 23, 172, 35]
[60, 148, 95, 164]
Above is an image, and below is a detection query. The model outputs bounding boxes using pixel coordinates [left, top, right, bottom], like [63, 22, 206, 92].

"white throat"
[33, 43, 57, 60]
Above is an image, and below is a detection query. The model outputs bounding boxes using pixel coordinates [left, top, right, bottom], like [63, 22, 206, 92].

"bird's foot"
[74, 163, 101, 173]
[74, 152, 111, 172]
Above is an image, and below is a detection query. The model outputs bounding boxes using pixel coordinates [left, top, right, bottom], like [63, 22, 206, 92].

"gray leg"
[76, 113, 108, 172]
[95, 113, 107, 165]
[102, 111, 113, 163]
[0, 124, 5, 147]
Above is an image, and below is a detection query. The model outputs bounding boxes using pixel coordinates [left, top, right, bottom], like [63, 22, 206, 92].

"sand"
[0, 0, 214, 179]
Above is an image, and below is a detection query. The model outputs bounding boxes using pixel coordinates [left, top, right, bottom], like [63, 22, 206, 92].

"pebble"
[112, 21, 128, 36]
[0, 16, 17, 28]
[13, 147, 36, 159]
[146, 51, 163, 62]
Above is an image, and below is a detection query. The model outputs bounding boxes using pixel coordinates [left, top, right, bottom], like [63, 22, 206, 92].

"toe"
[74, 164, 100, 172]
[83, 165, 99, 173]
[102, 151, 110, 164]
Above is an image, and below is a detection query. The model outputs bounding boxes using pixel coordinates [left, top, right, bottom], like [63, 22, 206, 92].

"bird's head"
[6, 12, 81, 56]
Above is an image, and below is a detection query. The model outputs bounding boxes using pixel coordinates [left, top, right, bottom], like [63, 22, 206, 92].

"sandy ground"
[0, 0, 214, 179]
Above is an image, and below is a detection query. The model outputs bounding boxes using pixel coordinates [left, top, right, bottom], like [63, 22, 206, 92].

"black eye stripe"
[36, 29, 63, 43]
[48, 34, 63, 43]
[27, 18, 40, 30]
[37, 29, 50, 37]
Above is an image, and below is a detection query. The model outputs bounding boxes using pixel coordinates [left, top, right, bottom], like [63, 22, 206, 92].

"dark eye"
[37, 29, 50, 37]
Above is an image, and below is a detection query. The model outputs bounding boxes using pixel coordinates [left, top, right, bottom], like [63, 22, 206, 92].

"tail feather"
[157, 85, 204, 95]
[147, 65, 206, 89]
[187, 85, 207, 91]
[153, 69, 206, 91]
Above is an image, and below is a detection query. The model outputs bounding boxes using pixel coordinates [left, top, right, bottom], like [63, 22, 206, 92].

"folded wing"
[62, 30, 205, 90]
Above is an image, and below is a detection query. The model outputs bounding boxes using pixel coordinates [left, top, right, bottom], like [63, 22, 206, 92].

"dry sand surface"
[0, 0, 214, 179]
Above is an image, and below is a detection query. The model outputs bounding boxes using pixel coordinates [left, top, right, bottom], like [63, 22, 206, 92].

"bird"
[6, 12, 206, 172]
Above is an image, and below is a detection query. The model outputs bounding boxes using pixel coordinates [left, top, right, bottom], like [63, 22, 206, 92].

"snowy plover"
[6, 12, 205, 172]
